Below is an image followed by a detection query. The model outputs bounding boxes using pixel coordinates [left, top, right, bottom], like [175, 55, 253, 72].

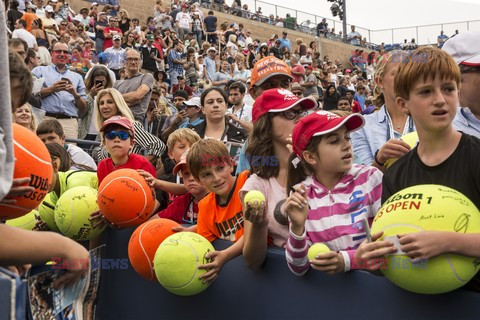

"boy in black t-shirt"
[355, 47, 480, 291]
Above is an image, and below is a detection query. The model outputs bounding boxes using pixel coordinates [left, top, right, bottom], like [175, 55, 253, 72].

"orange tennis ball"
[128, 218, 180, 281]
[97, 169, 156, 227]
[0, 124, 53, 220]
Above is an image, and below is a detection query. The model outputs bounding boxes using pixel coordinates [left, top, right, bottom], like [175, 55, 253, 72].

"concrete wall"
[70, 0, 366, 66]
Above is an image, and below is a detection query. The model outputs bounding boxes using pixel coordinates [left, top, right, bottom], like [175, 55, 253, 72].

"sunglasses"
[292, 91, 303, 97]
[105, 130, 130, 140]
[282, 109, 307, 120]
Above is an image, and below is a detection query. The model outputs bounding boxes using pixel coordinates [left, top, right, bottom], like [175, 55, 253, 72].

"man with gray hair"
[443, 31, 480, 138]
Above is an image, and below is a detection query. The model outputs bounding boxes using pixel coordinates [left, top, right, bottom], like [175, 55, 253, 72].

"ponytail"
[286, 135, 323, 193]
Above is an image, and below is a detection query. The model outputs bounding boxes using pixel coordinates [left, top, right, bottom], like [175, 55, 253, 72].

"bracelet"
[374, 150, 385, 167]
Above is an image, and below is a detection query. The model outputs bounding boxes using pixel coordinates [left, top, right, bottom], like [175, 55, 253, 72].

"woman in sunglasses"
[94, 88, 166, 162]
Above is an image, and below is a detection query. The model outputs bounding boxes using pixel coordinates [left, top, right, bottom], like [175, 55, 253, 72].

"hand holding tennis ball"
[308, 243, 331, 261]
[244, 190, 265, 208]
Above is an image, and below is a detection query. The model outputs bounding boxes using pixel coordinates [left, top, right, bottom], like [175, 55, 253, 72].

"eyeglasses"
[291, 91, 303, 97]
[282, 109, 307, 120]
[460, 65, 480, 74]
[105, 130, 130, 140]
[52, 49, 70, 55]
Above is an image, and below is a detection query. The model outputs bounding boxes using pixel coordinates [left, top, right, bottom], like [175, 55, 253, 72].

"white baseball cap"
[45, 5, 54, 12]
[443, 31, 480, 66]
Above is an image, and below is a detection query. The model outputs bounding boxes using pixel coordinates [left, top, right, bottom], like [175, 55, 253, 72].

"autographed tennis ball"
[244, 190, 265, 208]
[384, 132, 419, 168]
[308, 243, 331, 260]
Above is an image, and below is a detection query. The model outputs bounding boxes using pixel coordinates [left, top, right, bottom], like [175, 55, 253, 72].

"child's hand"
[33, 215, 49, 231]
[198, 250, 228, 284]
[286, 134, 293, 153]
[0, 177, 35, 204]
[398, 231, 447, 263]
[376, 139, 412, 164]
[283, 185, 309, 235]
[137, 169, 156, 187]
[354, 231, 397, 270]
[89, 210, 120, 229]
[244, 201, 268, 226]
[310, 251, 345, 275]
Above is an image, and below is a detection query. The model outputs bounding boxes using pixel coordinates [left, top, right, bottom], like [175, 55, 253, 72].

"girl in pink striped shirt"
[284, 111, 393, 276]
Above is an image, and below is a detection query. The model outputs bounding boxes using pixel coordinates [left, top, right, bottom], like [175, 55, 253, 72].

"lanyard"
[384, 106, 414, 141]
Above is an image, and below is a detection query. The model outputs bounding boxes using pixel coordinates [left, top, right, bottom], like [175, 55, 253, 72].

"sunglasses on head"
[105, 130, 130, 140]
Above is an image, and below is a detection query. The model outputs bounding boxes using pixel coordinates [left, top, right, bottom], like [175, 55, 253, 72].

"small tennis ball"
[308, 243, 331, 260]
[384, 132, 419, 168]
[244, 190, 265, 208]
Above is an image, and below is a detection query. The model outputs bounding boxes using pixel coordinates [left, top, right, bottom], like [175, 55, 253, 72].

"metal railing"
[210, 0, 480, 46]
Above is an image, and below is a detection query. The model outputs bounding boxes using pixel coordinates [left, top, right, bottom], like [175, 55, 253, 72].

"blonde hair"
[394, 47, 461, 100]
[228, 34, 237, 42]
[119, 9, 129, 18]
[187, 139, 231, 179]
[95, 88, 135, 131]
[13, 103, 36, 131]
[166, 128, 201, 151]
[372, 50, 402, 107]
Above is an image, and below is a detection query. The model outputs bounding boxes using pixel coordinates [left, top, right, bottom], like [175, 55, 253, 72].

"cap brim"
[269, 96, 318, 113]
[252, 72, 293, 87]
[460, 53, 480, 66]
[173, 162, 187, 175]
[184, 102, 200, 107]
[312, 113, 365, 137]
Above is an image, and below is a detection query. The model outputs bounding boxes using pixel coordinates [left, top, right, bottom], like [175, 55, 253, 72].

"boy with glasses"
[97, 116, 156, 184]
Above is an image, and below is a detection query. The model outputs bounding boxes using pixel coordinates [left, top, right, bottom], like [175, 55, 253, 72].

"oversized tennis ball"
[128, 218, 180, 281]
[55, 186, 105, 241]
[97, 169, 156, 227]
[6, 209, 39, 230]
[154, 232, 215, 296]
[371, 184, 480, 294]
[308, 243, 331, 261]
[384, 132, 419, 168]
[38, 192, 60, 232]
[0, 124, 53, 220]
[244, 190, 266, 208]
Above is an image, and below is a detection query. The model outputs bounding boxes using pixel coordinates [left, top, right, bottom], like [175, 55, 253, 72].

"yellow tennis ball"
[154, 232, 215, 296]
[308, 243, 331, 260]
[371, 184, 480, 294]
[244, 190, 266, 208]
[6, 209, 38, 230]
[38, 192, 60, 232]
[54, 186, 105, 241]
[384, 132, 419, 168]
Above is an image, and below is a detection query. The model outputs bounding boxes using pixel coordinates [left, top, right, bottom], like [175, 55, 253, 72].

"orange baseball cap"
[250, 56, 293, 88]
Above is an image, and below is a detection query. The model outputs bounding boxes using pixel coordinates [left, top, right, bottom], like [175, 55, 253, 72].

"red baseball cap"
[292, 111, 365, 157]
[173, 149, 189, 175]
[250, 56, 293, 88]
[100, 116, 135, 138]
[252, 88, 317, 123]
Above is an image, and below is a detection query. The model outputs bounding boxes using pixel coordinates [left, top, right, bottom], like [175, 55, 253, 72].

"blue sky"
[241, 0, 480, 44]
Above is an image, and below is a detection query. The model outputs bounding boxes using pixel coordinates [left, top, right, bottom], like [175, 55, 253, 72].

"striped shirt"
[98, 121, 166, 161]
[285, 164, 383, 276]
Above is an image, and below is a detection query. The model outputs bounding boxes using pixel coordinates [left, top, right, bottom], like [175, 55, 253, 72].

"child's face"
[305, 126, 353, 175]
[399, 76, 458, 133]
[168, 139, 191, 163]
[197, 163, 234, 198]
[181, 168, 207, 196]
[38, 132, 65, 146]
[103, 129, 133, 158]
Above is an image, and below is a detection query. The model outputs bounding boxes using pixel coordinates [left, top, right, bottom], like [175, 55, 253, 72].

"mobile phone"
[95, 80, 103, 86]
[61, 77, 71, 84]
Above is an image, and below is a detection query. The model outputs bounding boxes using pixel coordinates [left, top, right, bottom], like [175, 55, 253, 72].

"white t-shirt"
[240, 174, 289, 248]
[175, 12, 191, 30]
[228, 103, 252, 125]
[12, 29, 37, 48]
[66, 144, 97, 170]
[226, 41, 238, 58]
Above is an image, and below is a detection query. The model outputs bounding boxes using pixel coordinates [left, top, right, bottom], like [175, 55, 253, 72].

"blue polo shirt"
[32, 65, 86, 117]
[279, 38, 291, 51]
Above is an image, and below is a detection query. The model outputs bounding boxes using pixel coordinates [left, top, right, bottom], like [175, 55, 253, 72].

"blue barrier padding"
[95, 228, 480, 320]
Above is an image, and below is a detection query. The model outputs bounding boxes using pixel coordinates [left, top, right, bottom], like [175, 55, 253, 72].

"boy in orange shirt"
[187, 139, 249, 283]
